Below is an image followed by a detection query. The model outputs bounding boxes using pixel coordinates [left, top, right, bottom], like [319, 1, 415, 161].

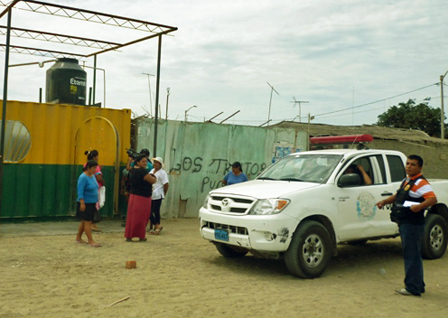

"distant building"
[273, 121, 448, 179]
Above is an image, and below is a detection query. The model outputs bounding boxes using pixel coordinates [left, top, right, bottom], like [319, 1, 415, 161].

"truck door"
[335, 154, 398, 241]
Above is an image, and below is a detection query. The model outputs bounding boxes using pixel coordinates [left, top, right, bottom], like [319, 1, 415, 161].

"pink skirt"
[124, 194, 152, 239]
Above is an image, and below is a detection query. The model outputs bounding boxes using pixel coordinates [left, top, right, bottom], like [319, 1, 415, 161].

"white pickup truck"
[199, 149, 448, 278]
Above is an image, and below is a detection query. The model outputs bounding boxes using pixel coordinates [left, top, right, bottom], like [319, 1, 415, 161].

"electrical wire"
[317, 95, 443, 120]
[181, 83, 444, 125]
[313, 83, 438, 118]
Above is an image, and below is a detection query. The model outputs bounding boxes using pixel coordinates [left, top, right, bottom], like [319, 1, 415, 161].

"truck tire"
[422, 214, 448, 259]
[284, 221, 332, 278]
[215, 242, 248, 258]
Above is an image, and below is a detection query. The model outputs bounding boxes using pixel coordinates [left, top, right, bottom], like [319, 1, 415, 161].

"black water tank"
[46, 58, 87, 105]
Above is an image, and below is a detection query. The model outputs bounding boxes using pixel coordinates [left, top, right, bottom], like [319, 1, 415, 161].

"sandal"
[154, 226, 163, 235]
[148, 230, 155, 235]
[126, 238, 132, 242]
[139, 238, 147, 242]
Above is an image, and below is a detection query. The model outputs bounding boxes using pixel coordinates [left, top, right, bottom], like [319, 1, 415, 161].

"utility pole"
[266, 82, 279, 127]
[291, 97, 309, 122]
[440, 69, 448, 139]
[165, 87, 170, 120]
[307, 113, 315, 151]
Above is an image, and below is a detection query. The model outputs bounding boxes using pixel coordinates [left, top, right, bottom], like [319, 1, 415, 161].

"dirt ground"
[1, 218, 447, 318]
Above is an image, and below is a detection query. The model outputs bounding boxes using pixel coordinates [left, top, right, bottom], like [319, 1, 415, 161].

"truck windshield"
[258, 154, 343, 183]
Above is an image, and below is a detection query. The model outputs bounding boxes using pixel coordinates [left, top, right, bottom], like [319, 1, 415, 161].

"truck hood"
[210, 180, 321, 199]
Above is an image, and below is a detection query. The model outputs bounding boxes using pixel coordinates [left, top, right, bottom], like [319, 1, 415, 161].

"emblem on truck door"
[357, 192, 377, 221]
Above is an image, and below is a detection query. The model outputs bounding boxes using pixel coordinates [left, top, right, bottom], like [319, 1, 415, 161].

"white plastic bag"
[99, 186, 106, 209]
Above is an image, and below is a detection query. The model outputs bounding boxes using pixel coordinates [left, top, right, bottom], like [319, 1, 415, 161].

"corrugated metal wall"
[0, 100, 131, 219]
[135, 119, 307, 218]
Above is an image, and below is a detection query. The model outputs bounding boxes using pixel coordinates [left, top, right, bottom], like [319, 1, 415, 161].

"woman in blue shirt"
[223, 161, 249, 186]
[76, 160, 101, 247]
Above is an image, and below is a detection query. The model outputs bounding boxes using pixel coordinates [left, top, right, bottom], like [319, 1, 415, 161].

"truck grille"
[204, 221, 248, 235]
[209, 195, 256, 214]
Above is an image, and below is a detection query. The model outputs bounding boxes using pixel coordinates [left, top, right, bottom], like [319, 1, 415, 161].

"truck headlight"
[202, 194, 210, 209]
[249, 199, 290, 215]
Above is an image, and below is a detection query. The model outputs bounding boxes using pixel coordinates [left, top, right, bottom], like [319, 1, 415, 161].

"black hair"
[84, 150, 99, 161]
[232, 161, 243, 172]
[140, 148, 150, 157]
[408, 154, 423, 167]
[83, 159, 98, 171]
[134, 154, 147, 164]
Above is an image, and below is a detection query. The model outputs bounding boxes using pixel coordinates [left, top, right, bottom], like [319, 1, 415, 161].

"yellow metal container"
[0, 100, 131, 219]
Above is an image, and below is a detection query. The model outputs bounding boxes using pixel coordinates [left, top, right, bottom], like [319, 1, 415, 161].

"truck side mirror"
[338, 173, 361, 187]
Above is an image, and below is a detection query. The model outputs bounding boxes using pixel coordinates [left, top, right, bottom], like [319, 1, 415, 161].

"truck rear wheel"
[284, 221, 332, 278]
[422, 214, 448, 259]
[215, 242, 248, 258]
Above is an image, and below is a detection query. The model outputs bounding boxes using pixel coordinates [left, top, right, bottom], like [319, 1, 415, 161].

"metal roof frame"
[0, 0, 178, 58]
[0, 0, 178, 212]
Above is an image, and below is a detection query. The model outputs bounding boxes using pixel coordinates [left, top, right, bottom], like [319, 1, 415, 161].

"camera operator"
[376, 155, 437, 297]
[123, 148, 154, 228]
[126, 148, 153, 172]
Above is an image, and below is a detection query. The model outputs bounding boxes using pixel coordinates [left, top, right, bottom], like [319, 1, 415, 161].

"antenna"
[266, 82, 279, 127]
[291, 97, 309, 123]
[142, 72, 155, 117]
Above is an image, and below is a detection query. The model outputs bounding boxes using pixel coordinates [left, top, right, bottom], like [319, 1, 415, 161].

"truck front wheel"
[284, 221, 332, 278]
[214, 242, 248, 258]
[422, 214, 448, 259]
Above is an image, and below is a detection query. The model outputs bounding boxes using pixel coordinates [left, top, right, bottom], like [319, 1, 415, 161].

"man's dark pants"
[398, 223, 425, 295]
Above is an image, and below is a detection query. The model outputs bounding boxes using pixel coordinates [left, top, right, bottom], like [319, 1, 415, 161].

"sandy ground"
[1, 218, 448, 318]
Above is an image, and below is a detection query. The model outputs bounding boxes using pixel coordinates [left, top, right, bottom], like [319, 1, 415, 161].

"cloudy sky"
[1, 0, 447, 126]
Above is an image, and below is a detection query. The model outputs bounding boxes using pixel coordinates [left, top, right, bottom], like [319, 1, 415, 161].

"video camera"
[126, 148, 140, 159]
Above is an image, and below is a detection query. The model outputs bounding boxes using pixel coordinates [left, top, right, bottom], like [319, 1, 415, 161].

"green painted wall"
[1, 164, 122, 219]
[135, 119, 307, 218]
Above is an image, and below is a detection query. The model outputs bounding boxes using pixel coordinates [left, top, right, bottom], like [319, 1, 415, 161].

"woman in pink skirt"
[125, 154, 156, 242]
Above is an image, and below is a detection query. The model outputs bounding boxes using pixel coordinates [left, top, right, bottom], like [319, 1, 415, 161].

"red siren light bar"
[310, 134, 373, 145]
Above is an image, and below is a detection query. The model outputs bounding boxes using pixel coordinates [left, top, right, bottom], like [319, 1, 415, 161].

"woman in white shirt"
[149, 157, 169, 235]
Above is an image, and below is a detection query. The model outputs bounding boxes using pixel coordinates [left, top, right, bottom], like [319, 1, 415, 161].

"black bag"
[390, 206, 411, 223]
[93, 208, 102, 223]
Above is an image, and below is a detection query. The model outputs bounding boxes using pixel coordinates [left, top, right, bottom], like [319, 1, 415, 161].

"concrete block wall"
[369, 139, 448, 179]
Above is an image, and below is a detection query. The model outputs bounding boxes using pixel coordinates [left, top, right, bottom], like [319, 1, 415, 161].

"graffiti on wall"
[169, 157, 267, 193]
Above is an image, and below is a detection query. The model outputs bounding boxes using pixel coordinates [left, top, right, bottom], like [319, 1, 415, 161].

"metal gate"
[74, 116, 120, 216]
